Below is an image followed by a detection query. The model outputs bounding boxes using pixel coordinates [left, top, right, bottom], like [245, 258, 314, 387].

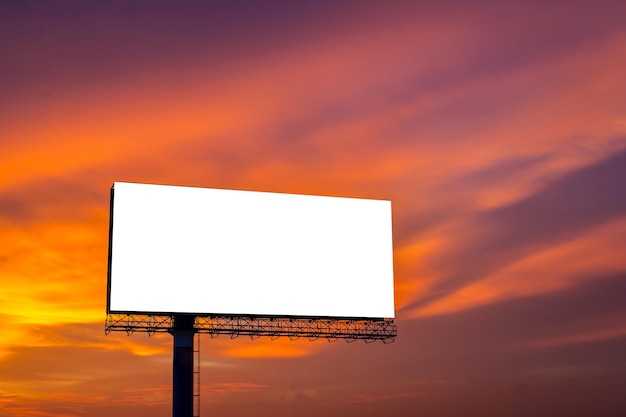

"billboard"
[107, 182, 394, 319]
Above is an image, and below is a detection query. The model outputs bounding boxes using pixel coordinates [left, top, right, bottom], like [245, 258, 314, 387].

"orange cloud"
[220, 337, 329, 359]
[2, 3, 626, 416]
[522, 325, 626, 349]
[412, 217, 626, 317]
[0, 221, 106, 327]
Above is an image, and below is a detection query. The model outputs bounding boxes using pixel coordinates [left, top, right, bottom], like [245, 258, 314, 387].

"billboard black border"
[106, 184, 115, 315]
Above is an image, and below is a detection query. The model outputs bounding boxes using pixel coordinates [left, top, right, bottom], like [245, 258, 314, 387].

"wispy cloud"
[2, 1, 626, 416]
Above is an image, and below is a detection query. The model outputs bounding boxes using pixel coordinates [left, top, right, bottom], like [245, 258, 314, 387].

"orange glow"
[413, 218, 626, 317]
[392, 239, 441, 310]
[0, 221, 105, 326]
[199, 382, 266, 395]
[2, 2, 626, 416]
[223, 338, 328, 359]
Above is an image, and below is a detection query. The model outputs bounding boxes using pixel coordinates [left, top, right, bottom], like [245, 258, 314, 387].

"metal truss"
[105, 314, 397, 343]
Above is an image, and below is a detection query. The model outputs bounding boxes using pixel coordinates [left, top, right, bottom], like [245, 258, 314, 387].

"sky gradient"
[2, 1, 626, 416]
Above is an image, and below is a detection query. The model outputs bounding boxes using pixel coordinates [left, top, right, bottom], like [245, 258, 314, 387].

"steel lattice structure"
[105, 314, 397, 343]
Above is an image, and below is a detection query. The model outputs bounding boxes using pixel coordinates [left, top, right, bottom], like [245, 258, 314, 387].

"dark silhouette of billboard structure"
[105, 182, 397, 417]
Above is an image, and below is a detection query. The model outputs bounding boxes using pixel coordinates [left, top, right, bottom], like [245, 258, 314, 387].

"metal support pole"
[172, 315, 196, 417]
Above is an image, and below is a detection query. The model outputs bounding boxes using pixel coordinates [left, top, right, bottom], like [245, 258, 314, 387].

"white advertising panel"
[107, 182, 394, 318]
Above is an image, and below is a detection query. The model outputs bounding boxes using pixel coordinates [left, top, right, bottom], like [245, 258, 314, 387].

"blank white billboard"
[107, 182, 394, 318]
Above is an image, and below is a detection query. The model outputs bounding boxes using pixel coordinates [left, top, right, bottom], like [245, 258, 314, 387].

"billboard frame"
[106, 182, 395, 320]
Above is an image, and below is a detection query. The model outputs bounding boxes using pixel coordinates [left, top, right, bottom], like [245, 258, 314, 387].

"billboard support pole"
[171, 315, 196, 417]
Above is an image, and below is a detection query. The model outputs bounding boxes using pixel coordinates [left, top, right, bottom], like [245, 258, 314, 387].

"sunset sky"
[2, 1, 626, 416]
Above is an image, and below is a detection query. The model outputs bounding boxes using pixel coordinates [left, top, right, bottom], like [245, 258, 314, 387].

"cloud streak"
[1, 1, 626, 416]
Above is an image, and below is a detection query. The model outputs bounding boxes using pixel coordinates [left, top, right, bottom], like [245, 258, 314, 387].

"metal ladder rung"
[193, 334, 200, 417]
